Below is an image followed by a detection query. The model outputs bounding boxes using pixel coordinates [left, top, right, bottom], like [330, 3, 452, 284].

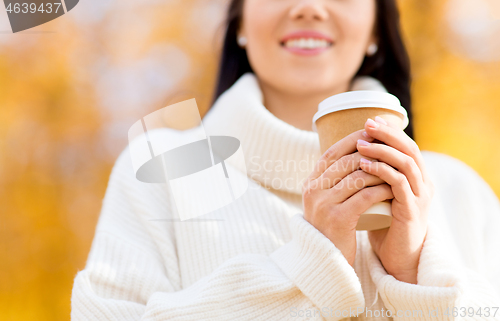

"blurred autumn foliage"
[0, 0, 499, 320]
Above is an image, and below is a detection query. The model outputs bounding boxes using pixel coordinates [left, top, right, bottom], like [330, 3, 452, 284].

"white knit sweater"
[71, 73, 500, 320]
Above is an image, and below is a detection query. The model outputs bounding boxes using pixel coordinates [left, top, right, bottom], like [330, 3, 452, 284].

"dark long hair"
[210, 0, 414, 139]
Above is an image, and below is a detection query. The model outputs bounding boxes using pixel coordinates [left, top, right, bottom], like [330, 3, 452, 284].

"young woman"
[72, 0, 500, 319]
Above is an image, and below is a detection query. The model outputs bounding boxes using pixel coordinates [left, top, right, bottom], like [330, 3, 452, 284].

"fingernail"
[375, 116, 387, 125]
[361, 131, 371, 139]
[357, 139, 371, 147]
[360, 158, 372, 165]
[366, 118, 379, 128]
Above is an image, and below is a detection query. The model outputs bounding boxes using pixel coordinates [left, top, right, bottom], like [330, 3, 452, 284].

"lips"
[279, 30, 334, 56]
[280, 30, 334, 46]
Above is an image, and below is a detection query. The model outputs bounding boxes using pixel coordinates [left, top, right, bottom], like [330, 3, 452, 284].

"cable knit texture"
[71, 72, 500, 320]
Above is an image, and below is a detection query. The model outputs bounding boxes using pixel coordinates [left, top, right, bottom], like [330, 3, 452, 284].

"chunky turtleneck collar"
[202, 72, 388, 196]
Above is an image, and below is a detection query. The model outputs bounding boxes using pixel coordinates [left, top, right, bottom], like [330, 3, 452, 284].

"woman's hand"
[302, 129, 394, 266]
[357, 116, 435, 284]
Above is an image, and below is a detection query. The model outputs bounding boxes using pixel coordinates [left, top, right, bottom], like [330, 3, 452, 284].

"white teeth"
[284, 38, 331, 49]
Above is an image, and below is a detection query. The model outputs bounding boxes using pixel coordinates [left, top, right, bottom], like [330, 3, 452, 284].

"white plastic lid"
[312, 90, 409, 132]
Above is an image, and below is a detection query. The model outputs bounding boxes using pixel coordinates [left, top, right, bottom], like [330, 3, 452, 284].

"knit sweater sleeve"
[71, 148, 365, 321]
[365, 151, 500, 321]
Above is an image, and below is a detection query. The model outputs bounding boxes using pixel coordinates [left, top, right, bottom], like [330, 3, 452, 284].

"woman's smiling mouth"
[280, 30, 334, 56]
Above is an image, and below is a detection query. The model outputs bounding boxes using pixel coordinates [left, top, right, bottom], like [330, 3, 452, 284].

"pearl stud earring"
[367, 43, 378, 56]
[237, 36, 247, 48]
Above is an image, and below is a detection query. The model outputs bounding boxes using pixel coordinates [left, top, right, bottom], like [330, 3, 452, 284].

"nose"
[289, 0, 329, 21]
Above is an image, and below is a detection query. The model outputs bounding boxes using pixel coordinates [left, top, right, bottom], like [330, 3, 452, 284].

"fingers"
[356, 140, 424, 196]
[316, 152, 378, 189]
[309, 129, 375, 181]
[330, 169, 386, 203]
[340, 183, 394, 217]
[363, 117, 431, 184]
[374, 116, 400, 130]
[359, 158, 413, 204]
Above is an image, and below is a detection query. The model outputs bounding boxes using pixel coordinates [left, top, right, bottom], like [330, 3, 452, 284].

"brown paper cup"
[316, 108, 405, 155]
[313, 91, 409, 231]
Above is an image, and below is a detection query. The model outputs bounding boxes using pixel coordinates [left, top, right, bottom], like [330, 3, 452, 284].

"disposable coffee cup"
[312, 90, 409, 231]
